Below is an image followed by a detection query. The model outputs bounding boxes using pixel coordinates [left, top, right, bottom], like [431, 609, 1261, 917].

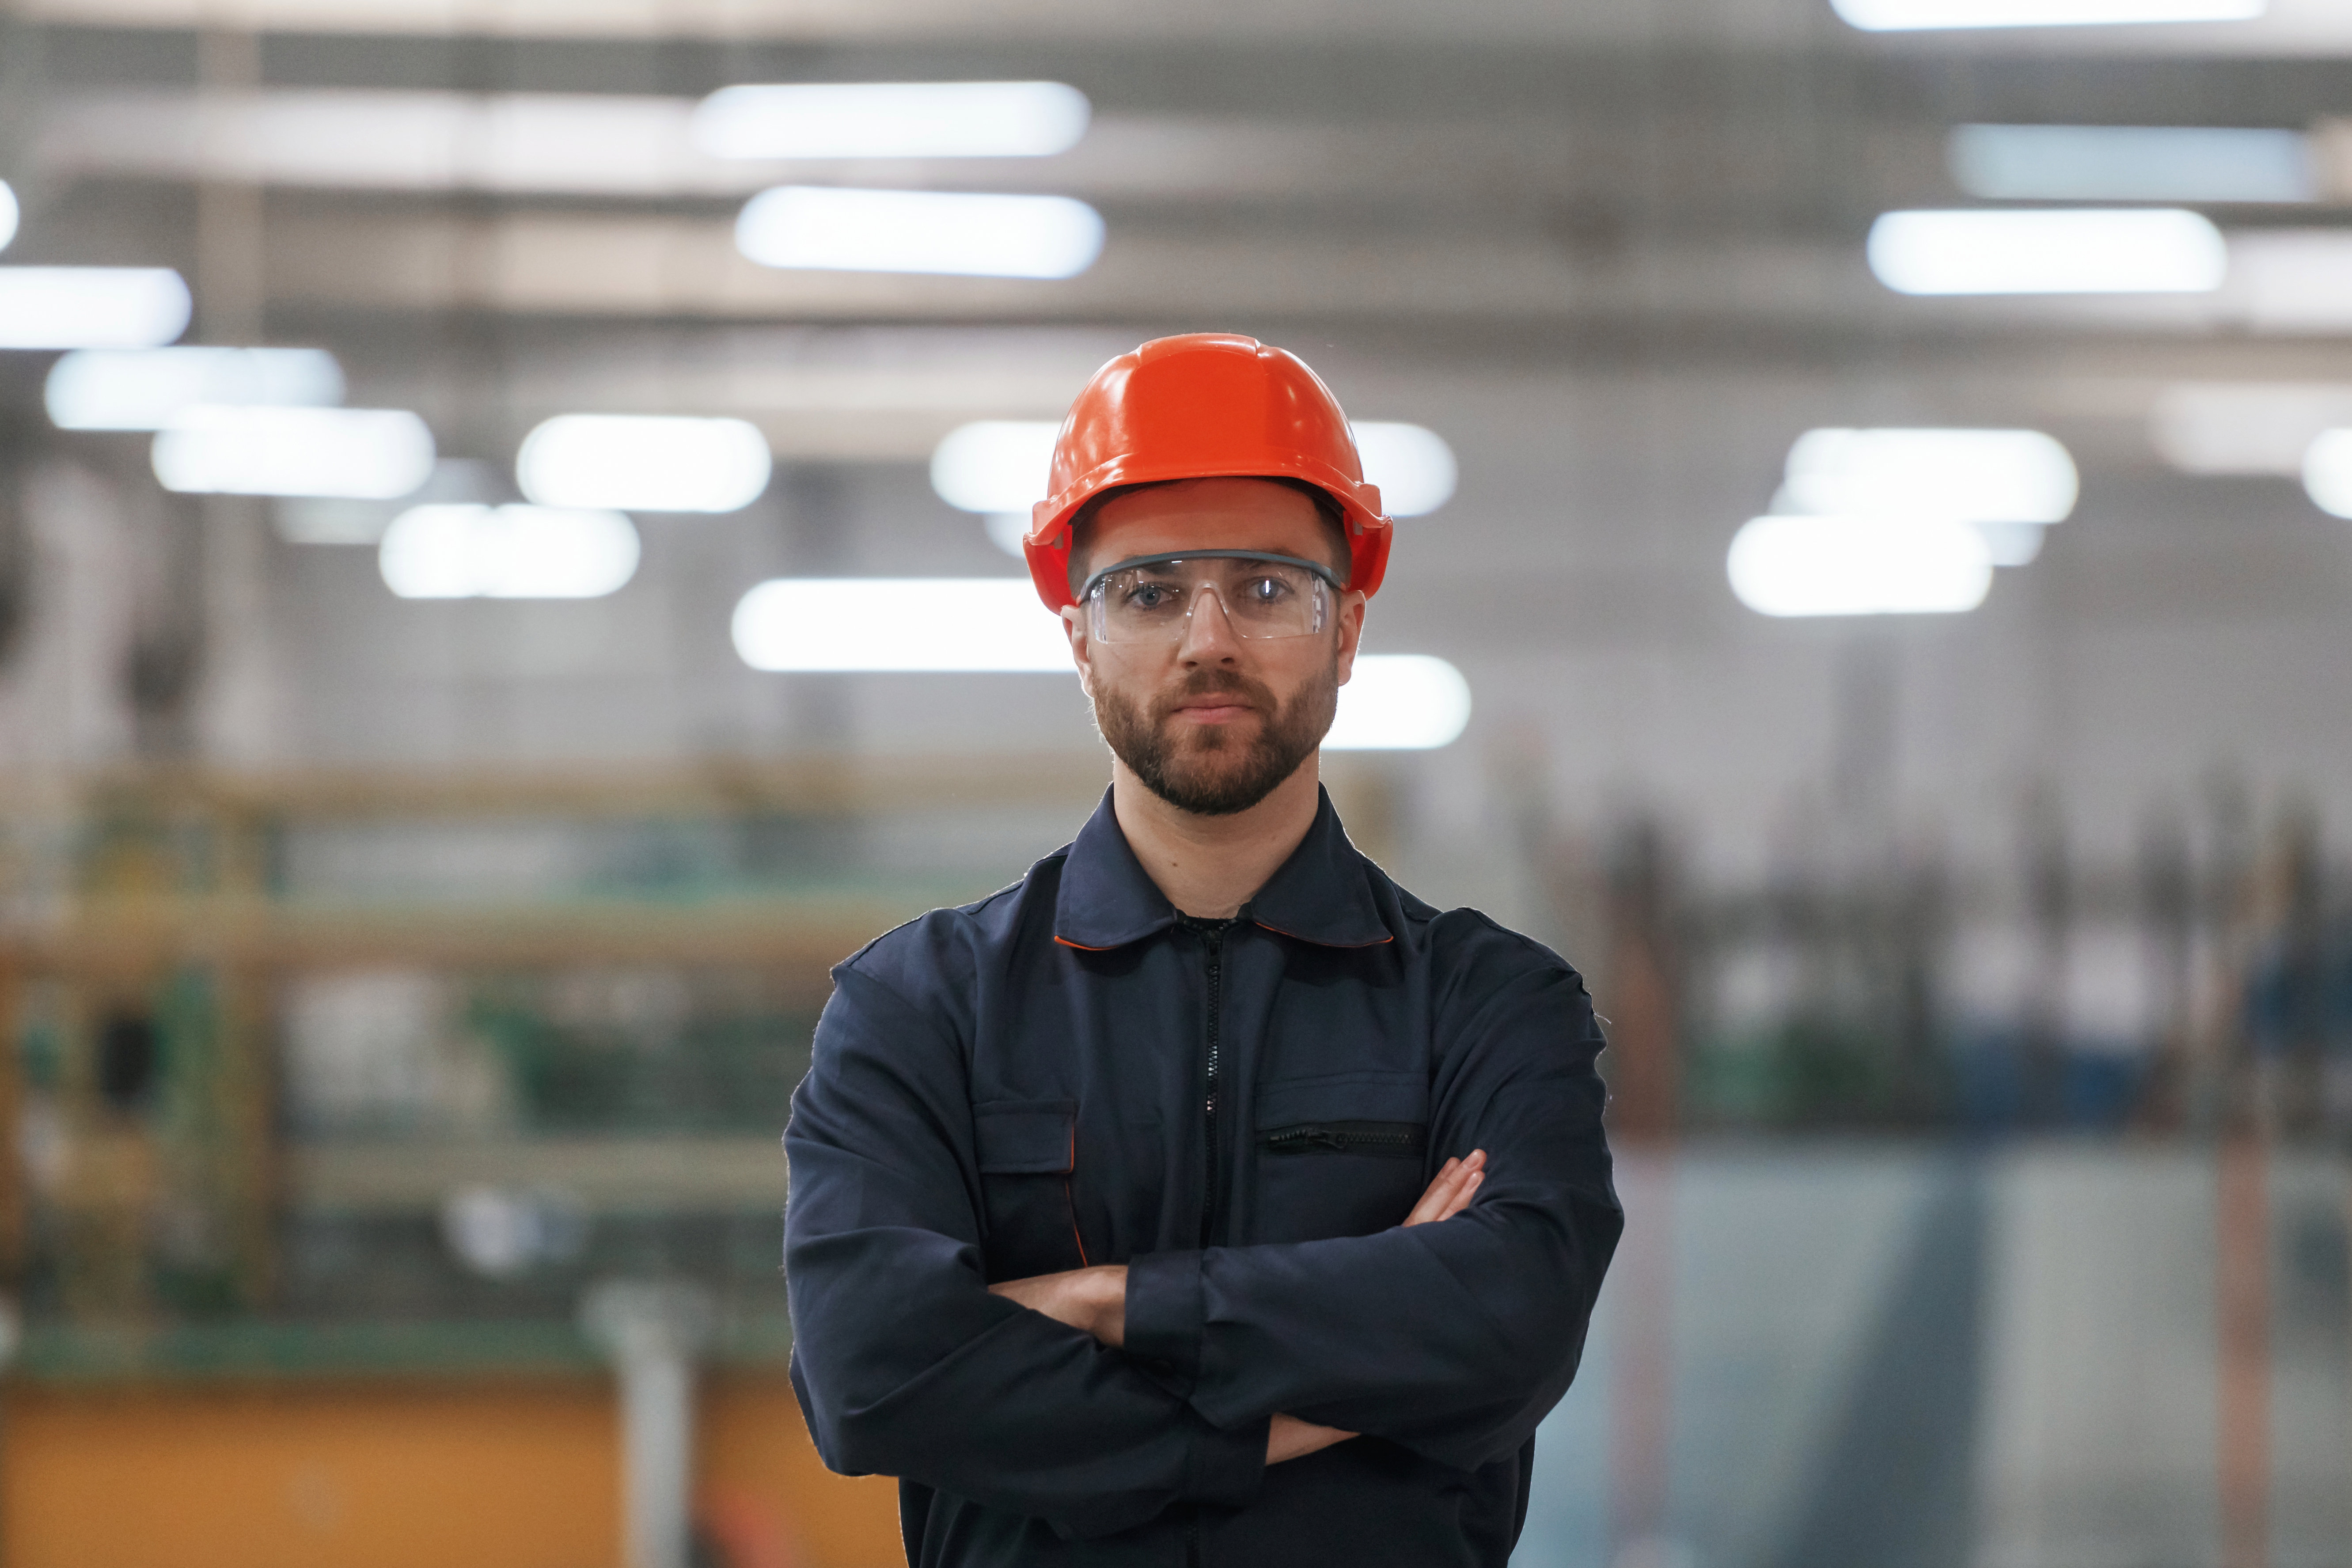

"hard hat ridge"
[1023, 333, 1393, 612]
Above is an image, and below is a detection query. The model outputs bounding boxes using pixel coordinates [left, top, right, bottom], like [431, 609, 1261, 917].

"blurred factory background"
[0, 0, 2349, 1565]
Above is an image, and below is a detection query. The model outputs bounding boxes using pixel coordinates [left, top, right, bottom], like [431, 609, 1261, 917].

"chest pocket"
[974, 1099, 1088, 1283]
[1253, 1071, 1430, 1245]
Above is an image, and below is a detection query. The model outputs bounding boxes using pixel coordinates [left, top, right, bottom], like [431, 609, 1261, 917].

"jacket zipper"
[1182, 916, 1229, 1568]
[1198, 921, 1225, 1250]
[1259, 1120, 1427, 1158]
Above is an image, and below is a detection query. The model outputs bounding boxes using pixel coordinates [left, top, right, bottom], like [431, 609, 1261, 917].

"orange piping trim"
[1252, 919, 1393, 949]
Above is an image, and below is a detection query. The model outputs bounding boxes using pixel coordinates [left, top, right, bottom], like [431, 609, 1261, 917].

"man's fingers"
[1401, 1149, 1487, 1228]
[1401, 1158, 1464, 1227]
[1267, 1413, 1358, 1465]
[1436, 1169, 1483, 1223]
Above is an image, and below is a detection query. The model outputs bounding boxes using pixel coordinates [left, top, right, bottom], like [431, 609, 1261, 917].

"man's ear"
[1062, 604, 1095, 698]
[1333, 591, 1368, 688]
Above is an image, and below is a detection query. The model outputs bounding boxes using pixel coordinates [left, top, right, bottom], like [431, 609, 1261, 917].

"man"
[785, 333, 1620, 1567]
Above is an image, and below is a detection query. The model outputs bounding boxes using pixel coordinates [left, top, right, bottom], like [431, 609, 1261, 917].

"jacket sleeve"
[1121, 934, 1621, 1473]
[785, 961, 1270, 1538]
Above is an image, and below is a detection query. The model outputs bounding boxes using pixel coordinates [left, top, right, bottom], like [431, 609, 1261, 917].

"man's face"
[1062, 477, 1367, 817]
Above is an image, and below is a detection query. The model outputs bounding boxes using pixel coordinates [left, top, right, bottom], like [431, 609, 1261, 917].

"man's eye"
[1125, 583, 1177, 610]
[1242, 577, 1291, 603]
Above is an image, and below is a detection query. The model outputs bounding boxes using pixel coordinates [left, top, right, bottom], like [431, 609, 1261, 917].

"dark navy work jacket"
[785, 787, 1621, 1568]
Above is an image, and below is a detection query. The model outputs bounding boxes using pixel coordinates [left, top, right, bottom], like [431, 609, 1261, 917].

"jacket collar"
[1054, 784, 1393, 951]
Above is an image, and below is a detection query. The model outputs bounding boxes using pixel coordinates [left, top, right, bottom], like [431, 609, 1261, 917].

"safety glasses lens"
[1087, 560, 1328, 643]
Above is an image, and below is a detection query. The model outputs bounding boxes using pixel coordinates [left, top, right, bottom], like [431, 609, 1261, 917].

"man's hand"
[1268, 1412, 1354, 1464]
[1254, 1154, 1484, 1465]
[988, 1264, 1127, 1346]
[1402, 1148, 1485, 1227]
[986, 1151, 1487, 1464]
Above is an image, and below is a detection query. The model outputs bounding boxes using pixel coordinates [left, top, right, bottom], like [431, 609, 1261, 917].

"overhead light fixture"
[1324, 655, 1473, 751]
[930, 420, 1060, 514]
[46, 346, 343, 431]
[379, 504, 641, 599]
[733, 578, 1071, 672]
[1948, 125, 2312, 204]
[1782, 429, 2078, 523]
[931, 418, 1461, 553]
[276, 458, 501, 547]
[735, 186, 1104, 279]
[0, 182, 16, 252]
[1728, 515, 1993, 618]
[2219, 229, 2352, 332]
[2300, 430, 2352, 519]
[693, 82, 1090, 161]
[153, 406, 435, 498]
[1867, 209, 2227, 295]
[516, 414, 772, 513]
[2150, 383, 2352, 475]
[0, 267, 191, 350]
[728, 576, 1471, 746]
[1833, 0, 2264, 28]
[1352, 423, 1457, 517]
[931, 420, 1058, 558]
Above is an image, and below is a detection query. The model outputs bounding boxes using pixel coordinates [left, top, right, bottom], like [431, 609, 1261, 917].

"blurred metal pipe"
[581, 1280, 717, 1568]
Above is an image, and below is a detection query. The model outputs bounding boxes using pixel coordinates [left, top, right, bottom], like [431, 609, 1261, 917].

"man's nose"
[1176, 584, 1242, 663]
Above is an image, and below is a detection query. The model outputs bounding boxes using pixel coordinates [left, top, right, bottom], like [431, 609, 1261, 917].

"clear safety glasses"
[1081, 551, 1342, 645]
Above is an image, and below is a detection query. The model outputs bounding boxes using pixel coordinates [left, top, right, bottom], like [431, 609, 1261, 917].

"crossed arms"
[784, 957, 1619, 1540]
[985, 1150, 1491, 1466]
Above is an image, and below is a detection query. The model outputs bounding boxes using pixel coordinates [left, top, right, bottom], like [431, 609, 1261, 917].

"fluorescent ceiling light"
[379, 504, 640, 598]
[728, 577, 1471, 747]
[275, 458, 500, 546]
[1949, 125, 2311, 203]
[0, 182, 16, 252]
[45, 89, 736, 197]
[931, 418, 1461, 525]
[1324, 655, 1472, 751]
[46, 346, 343, 430]
[1782, 428, 2078, 523]
[0, 267, 190, 349]
[516, 414, 771, 513]
[2219, 230, 2352, 331]
[1727, 516, 1993, 618]
[1973, 522, 2047, 567]
[2149, 383, 2352, 475]
[736, 186, 1104, 279]
[985, 515, 1033, 557]
[693, 82, 1089, 160]
[932, 420, 1060, 515]
[2300, 430, 2352, 518]
[734, 578, 1070, 672]
[1353, 423, 1457, 517]
[153, 406, 434, 498]
[1867, 209, 2226, 296]
[1833, 0, 2264, 28]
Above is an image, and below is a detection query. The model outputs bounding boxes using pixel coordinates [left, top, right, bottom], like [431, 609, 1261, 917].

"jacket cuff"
[1184, 1412, 1270, 1511]
[1123, 1248, 1205, 1393]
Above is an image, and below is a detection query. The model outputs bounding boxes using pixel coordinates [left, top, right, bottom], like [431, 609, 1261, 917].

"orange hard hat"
[1023, 333, 1392, 612]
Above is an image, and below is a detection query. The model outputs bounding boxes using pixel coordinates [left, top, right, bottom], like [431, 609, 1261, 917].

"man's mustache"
[1155, 669, 1273, 715]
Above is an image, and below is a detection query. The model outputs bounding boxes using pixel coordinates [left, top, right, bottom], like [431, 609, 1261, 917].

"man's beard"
[1094, 659, 1339, 816]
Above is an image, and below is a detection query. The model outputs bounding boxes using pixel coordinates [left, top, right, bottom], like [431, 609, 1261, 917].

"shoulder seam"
[835, 847, 1069, 973]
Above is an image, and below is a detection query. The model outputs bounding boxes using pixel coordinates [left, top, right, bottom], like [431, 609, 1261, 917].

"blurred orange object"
[0, 1374, 901, 1568]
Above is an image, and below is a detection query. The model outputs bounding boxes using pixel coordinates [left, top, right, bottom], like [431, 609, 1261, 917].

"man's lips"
[1169, 695, 1255, 723]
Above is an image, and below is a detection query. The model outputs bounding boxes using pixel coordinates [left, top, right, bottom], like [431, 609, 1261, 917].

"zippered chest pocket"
[1262, 1120, 1426, 1158]
[973, 1099, 1088, 1283]
[1251, 1071, 1430, 1244]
